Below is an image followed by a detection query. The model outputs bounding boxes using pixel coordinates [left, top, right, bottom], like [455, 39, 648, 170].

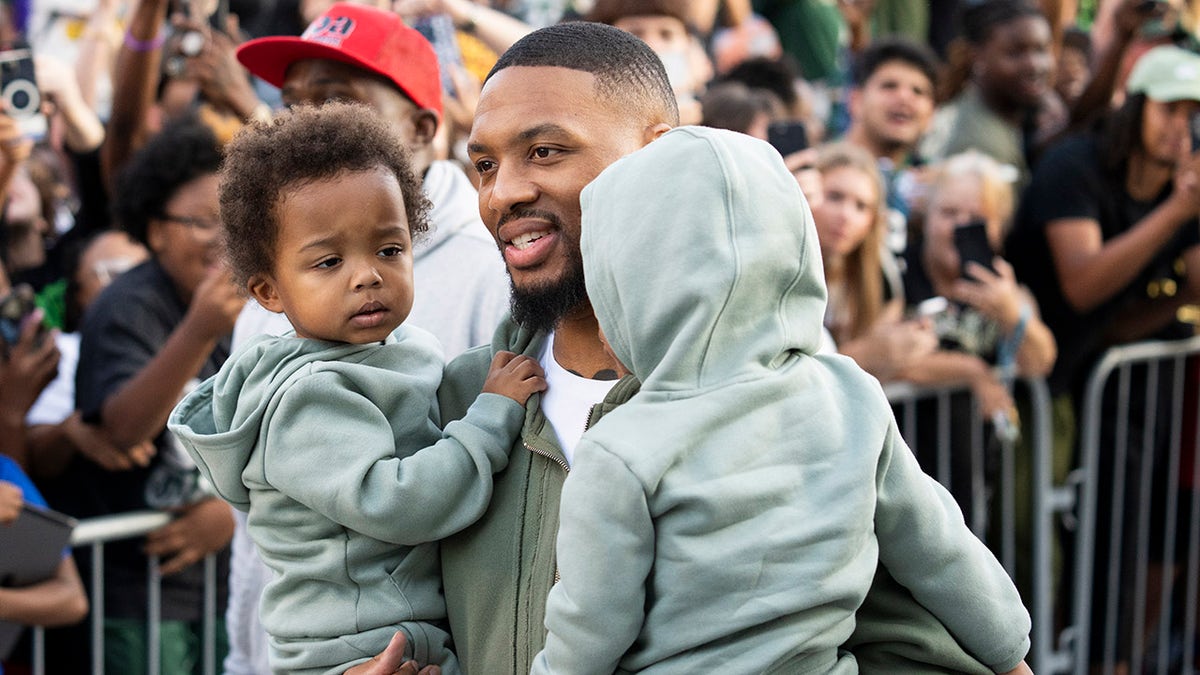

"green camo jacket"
[436, 317, 996, 675]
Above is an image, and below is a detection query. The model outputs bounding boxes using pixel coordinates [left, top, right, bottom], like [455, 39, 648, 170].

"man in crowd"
[355, 20, 1030, 675]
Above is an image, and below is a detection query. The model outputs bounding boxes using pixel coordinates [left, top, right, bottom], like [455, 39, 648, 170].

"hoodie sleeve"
[263, 371, 524, 545]
[532, 441, 653, 675]
[873, 423, 1031, 673]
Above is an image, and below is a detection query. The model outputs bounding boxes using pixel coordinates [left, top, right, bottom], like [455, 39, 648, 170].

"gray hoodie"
[531, 127, 1030, 674]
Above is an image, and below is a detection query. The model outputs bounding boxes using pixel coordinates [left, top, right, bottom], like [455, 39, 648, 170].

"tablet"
[0, 503, 77, 658]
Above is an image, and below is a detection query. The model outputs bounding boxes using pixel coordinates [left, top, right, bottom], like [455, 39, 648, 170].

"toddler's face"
[250, 167, 414, 344]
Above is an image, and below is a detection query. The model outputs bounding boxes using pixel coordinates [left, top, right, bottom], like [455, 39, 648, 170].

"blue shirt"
[0, 454, 46, 508]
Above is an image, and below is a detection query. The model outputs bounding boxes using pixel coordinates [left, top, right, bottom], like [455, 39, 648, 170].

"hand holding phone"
[953, 219, 997, 278]
[0, 283, 41, 347]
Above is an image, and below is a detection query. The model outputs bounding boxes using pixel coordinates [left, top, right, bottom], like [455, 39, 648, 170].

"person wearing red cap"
[222, 5, 509, 674]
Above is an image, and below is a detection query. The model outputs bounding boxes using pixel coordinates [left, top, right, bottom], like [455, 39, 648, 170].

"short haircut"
[959, 0, 1045, 46]
[487, 21, 680, 126]
[586, 0, 692, 29]
[219, 102, 431, 289]
[112, 116, 223, 247]
[852, 38, 940, 90]
[718, 56, 801, 110]
[700, 81, 781, 135]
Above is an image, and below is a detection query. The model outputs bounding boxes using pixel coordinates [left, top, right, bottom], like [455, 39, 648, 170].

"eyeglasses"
[161, 213, 222, 239]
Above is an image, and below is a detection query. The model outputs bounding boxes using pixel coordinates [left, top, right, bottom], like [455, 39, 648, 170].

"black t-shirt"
[1007, 133, 1200, 396]
[45, 258, 231, 620]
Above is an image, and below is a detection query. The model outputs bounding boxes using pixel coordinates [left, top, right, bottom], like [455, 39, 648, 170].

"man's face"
[975, 15, 1054, 110]
[468, 66, 658, 330]
[852, 60, 934, 154]
[281, 59, 433, 170]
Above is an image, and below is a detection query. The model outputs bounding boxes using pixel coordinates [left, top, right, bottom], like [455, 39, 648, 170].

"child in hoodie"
[530, 126, 1033, 675]
[168, 102, 545, 675]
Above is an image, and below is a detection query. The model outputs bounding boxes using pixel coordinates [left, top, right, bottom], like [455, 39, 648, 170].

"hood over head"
[580, 126, 826, 391]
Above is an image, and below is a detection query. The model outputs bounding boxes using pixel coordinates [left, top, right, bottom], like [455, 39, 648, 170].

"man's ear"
[247, 274, 284, 313]
[644, 122, 673, 144]
[411, 109, 440, 149]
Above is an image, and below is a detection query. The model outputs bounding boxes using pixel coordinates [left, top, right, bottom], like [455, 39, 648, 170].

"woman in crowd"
[811, 141, 937, 378]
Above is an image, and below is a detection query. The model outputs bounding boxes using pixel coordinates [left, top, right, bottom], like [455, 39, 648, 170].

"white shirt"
[537, 331, 619, 466]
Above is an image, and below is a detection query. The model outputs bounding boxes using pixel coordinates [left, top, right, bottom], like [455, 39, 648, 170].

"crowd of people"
[0, 0, 1197, 673]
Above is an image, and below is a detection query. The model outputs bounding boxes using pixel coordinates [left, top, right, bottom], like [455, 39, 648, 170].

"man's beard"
[509, 252, 588, 334]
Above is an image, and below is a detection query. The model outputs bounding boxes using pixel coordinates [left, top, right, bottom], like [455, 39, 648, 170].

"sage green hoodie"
[531, 127, 1031, 674]
[168, 328, 523, 674]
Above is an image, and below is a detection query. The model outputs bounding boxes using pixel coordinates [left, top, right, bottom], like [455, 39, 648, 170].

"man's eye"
[474, 159, 496, 174]
[532, 147, 556, 159]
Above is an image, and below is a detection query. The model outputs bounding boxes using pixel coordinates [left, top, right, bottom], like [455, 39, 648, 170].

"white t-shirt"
[538, 331, 619, 466]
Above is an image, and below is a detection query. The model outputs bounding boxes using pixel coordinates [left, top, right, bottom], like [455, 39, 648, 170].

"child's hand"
[481, 351, 546, 405]
[0, 480, 22, 525]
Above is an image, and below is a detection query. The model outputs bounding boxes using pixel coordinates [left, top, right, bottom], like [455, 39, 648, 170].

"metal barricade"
[885, 376, 1061, 673]
[1072, 335, 1200, 675]
[24, 510, 221, 675]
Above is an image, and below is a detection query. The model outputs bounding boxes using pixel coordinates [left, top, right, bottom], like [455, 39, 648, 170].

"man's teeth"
[511, 230, 550, 250]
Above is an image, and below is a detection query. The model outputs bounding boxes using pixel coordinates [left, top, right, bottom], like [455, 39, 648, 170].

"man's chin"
[509, 274, 588, 334]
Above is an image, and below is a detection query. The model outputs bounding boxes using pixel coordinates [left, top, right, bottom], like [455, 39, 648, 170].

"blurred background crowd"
[1, 0, 1199, 673]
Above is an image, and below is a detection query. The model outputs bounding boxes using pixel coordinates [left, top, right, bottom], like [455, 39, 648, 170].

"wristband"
[123, 30, 165, 53]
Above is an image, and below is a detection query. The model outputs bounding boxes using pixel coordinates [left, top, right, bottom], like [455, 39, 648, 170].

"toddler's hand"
[482, 351, 546, 405]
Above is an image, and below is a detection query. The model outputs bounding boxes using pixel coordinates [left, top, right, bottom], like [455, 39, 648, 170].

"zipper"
[531, 403, 602, 586]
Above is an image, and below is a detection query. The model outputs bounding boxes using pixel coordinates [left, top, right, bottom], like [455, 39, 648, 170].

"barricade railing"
[885, 376, 1061, 673]
[23, 510, 220, 675]
[1072, 335, 1200, 675]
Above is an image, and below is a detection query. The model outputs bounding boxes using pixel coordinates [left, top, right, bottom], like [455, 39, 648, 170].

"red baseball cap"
[237, 2, 442, 115]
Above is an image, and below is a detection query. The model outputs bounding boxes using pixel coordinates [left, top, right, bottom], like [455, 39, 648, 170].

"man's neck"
[551, 304, 623, 380]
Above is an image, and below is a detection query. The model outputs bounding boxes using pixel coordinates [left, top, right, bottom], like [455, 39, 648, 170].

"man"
[842, 37, 938, 223]
[222, 6, 510, 673]
[357, 21, 1031, 675]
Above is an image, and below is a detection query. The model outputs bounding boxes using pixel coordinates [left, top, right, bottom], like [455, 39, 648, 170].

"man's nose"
[486, 164, 538, 218]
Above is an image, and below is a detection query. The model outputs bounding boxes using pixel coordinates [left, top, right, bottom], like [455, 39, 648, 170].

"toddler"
[169, 102, 544, 674]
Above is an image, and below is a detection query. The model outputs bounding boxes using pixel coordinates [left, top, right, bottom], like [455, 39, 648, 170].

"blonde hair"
[815, 141, 888, 342]
[928, 150, 1017, 241]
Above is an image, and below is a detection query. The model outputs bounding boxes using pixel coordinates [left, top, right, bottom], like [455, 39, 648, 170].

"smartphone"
[767, 120, 809, 157]
[0, 42, 45, 141]
[0, 283, 40, 346]
[412, 14, 463, 98]
[953, 219, 996, 277]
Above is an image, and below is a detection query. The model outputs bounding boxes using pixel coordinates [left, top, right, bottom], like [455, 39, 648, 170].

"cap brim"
[1145, 82, 1200, 104]
[237, 36, 393, 90]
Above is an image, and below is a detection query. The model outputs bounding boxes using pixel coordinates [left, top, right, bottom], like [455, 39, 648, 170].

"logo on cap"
[302, 15, 356, 48]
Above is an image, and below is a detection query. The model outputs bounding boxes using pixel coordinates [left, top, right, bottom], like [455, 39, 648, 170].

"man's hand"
[184, 265, 246, 342]
[62, 411, 155, 471]
[144, 497, 234, 575]
[0, 480, 21, 525]
[343, 632, 441, 675]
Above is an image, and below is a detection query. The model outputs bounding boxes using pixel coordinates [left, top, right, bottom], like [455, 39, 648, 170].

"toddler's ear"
[247, 275, 283, 313]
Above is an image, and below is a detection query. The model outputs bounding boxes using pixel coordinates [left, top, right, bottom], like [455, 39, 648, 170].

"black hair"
[1098, 93, 1147, 175]
[700, 82, 781, 135]
[585, 0, 692, 29]
[718, 56, 801, 110]
[487, 21, 680, 126]
[111, 115, 223, 247]
[219, 101, 431, 289]
[853, 38, 940, 90]
[959, 0, 1045, 46]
